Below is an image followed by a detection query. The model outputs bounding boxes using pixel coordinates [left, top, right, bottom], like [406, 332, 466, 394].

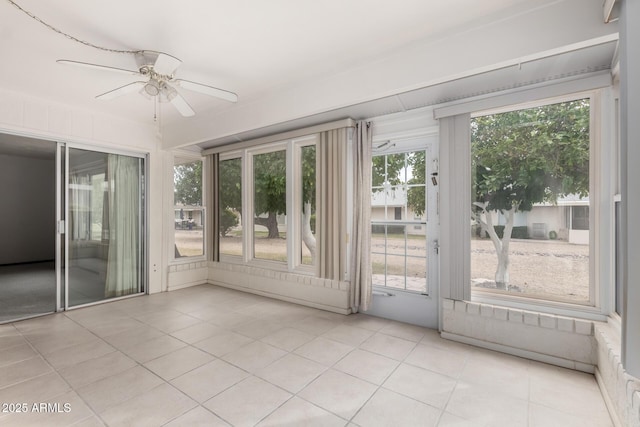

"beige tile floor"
[0, 285, 613, 426]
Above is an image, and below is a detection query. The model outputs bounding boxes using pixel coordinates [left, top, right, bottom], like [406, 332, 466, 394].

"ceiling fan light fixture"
[164, 85, 178, 102]
[144, 79, 161, 96]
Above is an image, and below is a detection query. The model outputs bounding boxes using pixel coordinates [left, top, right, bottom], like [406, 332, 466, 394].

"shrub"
[220, 208, 239, 237]
[481, 225, 529, 239]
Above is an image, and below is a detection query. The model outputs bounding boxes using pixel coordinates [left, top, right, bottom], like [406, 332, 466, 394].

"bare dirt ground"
[210, 230, 590, 302]
[471, 238, 589, 302]
[175, 229, 204, 257]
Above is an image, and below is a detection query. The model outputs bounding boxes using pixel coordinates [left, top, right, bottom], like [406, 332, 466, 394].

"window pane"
[174, 159, 204, 258]
[253, 150, 287, 262]
[69, 150, 144, 306]
[301, 145, 316, 266]
[371, 149, 428, 293]
[470, 99, 590, 303]
[219, 158, 243, 257]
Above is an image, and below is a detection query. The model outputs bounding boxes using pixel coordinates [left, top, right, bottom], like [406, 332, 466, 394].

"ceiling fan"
[57, 50, 238, 117]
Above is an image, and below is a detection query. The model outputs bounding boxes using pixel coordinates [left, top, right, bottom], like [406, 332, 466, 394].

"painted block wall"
[208, 262, 350, 314]
[442, 299, 597, 371]
[595, 322, 640, 427]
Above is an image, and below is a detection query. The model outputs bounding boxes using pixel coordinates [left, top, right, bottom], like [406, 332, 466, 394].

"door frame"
[58, 141, 149, 311]
[365, 134, 440, 329]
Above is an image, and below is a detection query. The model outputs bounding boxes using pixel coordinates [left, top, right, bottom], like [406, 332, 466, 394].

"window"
[571, 206, 589, 230]
[394, 207, 402, 220]
[470, 97, 591, 304]
[252, 148, 287, 262]
[219, 136, 318, 271]
[90, 173, 105, 241]
[300, 144, 316, 266]
[371, 149, 428, 292]
[173, 157, 204, 258]
[219, 157, 242, 257]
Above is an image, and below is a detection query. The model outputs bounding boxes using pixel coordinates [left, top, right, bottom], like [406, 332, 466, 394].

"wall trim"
[441, 331, 594, 373]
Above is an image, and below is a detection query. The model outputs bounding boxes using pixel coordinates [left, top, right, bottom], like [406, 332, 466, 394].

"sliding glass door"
[66, 147, 145, 308]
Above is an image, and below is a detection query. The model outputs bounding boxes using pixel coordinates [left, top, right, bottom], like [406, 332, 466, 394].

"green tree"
[372, 151, 427, 217]
[301, 146, 317, 262]
[174, 161, 202, 206]
[219, 208, 239, 237]
[253, 151, 287, 238]
[219, 149, 317, 264]
[471, 98, 590, 289]
[219, 158, 242, 213]
[406, 151, 426, 217]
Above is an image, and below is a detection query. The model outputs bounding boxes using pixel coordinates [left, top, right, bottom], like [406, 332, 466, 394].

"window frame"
[171, 154, 206, 263]
[370, 138, 434, 295]
[218, 151, 244, 262]
[219, 135, 319, 275]
[437, 86, 614, 321]
[247, 142, 289, 268]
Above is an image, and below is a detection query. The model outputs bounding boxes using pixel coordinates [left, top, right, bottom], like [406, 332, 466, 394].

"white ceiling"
[0, 0, 618, 149]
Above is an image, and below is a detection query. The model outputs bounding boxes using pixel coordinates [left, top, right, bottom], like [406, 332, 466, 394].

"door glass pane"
[370, 149, 428, 293]
[68, 149, 144, 307]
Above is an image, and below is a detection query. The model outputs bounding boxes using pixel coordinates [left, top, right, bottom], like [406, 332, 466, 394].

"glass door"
[66, 147, 145, 308]
[366, 136, 439, 328]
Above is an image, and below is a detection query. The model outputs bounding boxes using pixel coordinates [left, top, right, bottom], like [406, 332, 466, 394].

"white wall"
[0, 154, 55, 264]
[527, 206, 566, 240]
[0, 87, 164, 294]
[162, 0, 617, 148]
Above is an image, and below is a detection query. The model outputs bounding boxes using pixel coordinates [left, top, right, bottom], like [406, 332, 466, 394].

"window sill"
[170, 255, 207, 266]
[471, 290, 608, 322]
[217, 256, 317, 277]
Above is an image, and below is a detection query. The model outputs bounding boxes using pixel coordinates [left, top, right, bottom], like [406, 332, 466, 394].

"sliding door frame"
[62, 142, 149, 311]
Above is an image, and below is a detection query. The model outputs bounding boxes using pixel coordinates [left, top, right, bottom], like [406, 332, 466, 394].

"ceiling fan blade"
[174, 79, 238, 103]
[57, 60, 140, 76]
[96, 81, 146, 100]
[169, 92, 195, 117]
[153, 52, 182, 75]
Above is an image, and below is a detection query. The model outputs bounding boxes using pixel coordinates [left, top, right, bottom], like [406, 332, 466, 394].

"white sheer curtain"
[350, 121, 373, 312]
[105, 154, 141, 298]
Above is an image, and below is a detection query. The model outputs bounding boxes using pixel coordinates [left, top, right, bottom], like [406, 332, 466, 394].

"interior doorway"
[0, 134, 57, 322]
[0, 133, 147, 324]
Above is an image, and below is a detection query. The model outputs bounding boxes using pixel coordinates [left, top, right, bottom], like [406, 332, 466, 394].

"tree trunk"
[472, 203, 515, 290]
[495, 249, 510, 289]
[302, 201, 316, 263]
[254, 212, 280, 238]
